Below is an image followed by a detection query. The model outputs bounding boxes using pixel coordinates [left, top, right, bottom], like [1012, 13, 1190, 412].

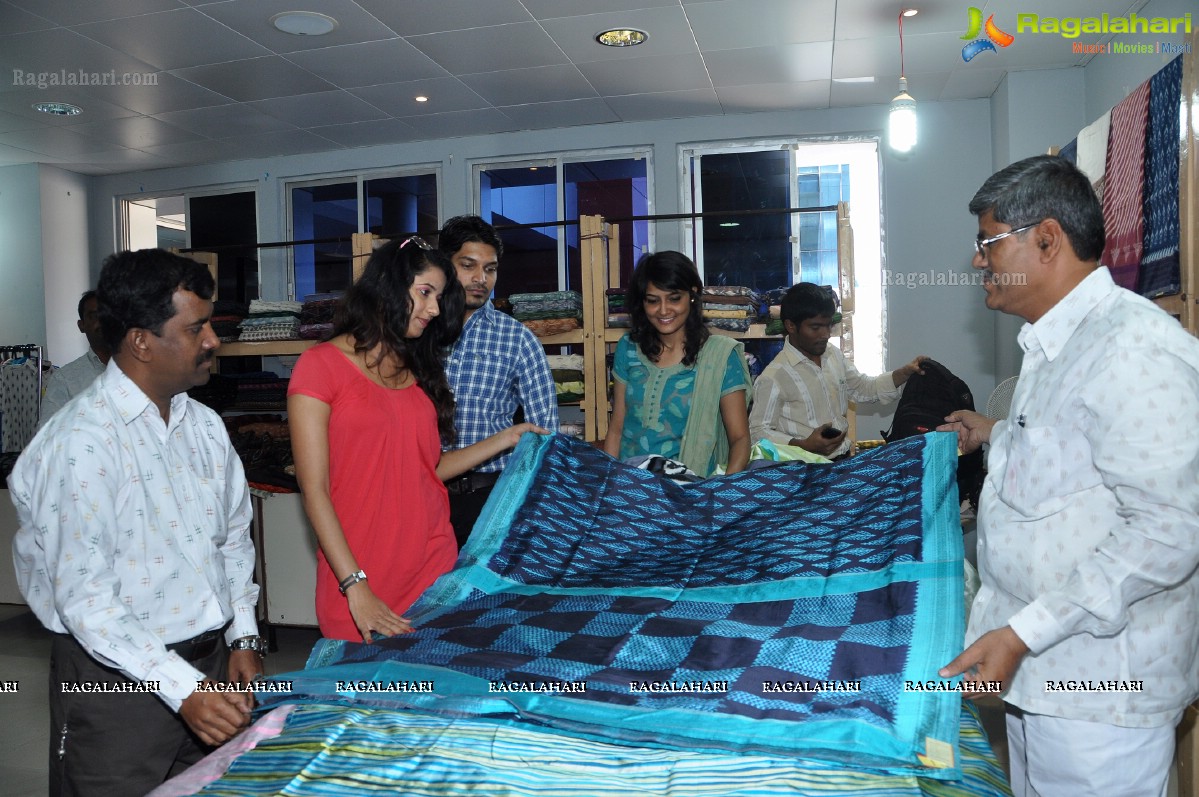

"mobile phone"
[820, 426, 842, 439]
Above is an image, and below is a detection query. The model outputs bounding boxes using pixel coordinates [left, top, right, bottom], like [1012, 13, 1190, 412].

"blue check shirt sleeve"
[516, 327, 559, 433]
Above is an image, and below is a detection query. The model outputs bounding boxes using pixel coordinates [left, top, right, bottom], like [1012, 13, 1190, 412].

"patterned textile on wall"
[1138, 55, 1184, 299]
[1101, 81, 1150, 291]
[267, 432, 966, 778]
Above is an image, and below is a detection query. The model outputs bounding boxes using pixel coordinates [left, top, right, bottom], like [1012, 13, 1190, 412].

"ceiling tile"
[250, 91, 389, 127]
[65, 115, 202, 148]
[832, 36, 900, 82]
[306, 117, 422, 148]
[0, 29, 159, 92]
[0, 108, 43, 133]
[0, 125, 123, 157]
[835, 0, 967, 41]
[171, 56, 336, 102]
[705, 41, 833, 86]
[604, 88, 723, 122]
[522, 0, 677, 18]
[541, 7, 701, 62]
[0, 143, 54, 165]
[578, 52, 712, 96]
[353, 0, 532, 36]
[686, 0, 835, 49]
[461, 64, 597, 106]
[198, 0, 396, 54]
[83, 72, 233, 116]
[0, 1, 56, 35]
[939, 66, 1005, 101]
[74, 8, 271, 70]
[714, 79, 831, 112]
[407, 23, 569, 75]
[351, 77, 489, 116]
[398, 108, 520, 138]
[283, 39, 448, 89]
[5, 0, 184, 26]
[140, 136, 252, 166]
[153, 103, 295, 138]
[498, 98, 619, 129]
[212, 129, 343, 159]
[0, 86, 141, 125]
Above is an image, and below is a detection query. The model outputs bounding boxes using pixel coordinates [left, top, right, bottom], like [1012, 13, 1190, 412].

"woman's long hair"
[332, 237, 465, 442]
[627, 250, 709, 365]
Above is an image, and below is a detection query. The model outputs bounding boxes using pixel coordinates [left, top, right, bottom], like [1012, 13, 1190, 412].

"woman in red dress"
[288, 237, 542, 642]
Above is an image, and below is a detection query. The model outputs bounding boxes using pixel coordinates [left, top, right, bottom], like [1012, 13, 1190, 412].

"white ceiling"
[0, 0, 1144, 175]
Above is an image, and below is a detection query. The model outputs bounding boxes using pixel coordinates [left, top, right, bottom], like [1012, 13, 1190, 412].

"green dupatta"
[677, 334, 751, 477]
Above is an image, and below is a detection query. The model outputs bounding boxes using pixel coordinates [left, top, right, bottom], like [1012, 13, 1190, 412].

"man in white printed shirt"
[38, 290, 109, 430]
[749, 282, 925, 458]
[940, 155, 1199, 797]
[9, 249, 264, 796]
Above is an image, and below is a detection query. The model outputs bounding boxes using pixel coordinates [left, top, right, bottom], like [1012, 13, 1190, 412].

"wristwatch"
[229, 635, 268, 656]
[338, 569, 367, 595]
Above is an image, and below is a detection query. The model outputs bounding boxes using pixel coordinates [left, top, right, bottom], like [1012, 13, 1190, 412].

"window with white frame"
[473, 150, 651, 298]
[681, 140, 884, 375]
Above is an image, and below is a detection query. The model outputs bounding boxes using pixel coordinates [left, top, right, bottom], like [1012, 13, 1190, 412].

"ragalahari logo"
[961, 7, 1015, 61]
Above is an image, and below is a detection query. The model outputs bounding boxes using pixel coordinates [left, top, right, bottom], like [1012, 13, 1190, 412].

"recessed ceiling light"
[415, 95, 428, 102]
[270, 11, 338, 36]
[33, 102, 82, 116]
[596, 28, 648, 47]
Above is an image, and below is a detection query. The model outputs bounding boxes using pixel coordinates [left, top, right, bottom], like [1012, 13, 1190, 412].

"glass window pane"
[364, 174, 438, 238]
[799, 251, 819, 284]
[564, 158, 648, 291]
[799, 212, 818, 248]
[696, 150, 790, 289]
[478, 166, 559, 297]
[291, 182, 356, 299]
[820, 211, 838, 250]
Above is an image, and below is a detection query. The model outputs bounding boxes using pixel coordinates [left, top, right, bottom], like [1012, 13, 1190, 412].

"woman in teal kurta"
[603, 251, 752, 477]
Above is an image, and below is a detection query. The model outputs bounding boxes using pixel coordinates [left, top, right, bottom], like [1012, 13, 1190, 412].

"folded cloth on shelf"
[702, 286, 757, 299]
[607, 313, 631, 328]
[707, 317, 752, 333]
[270, 432, 966, 778]
[701, 294, 757, 306]
[546, 354, 585, 371]
[550, 368, 584, 383]
[702, 309, 751, 320]
[510, 291, 584, 321]
[248, 299, 303, 315]
[522, 318, 581, 337]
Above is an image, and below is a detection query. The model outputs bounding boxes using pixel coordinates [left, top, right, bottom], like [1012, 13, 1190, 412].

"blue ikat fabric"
[283, 433, 965, 777]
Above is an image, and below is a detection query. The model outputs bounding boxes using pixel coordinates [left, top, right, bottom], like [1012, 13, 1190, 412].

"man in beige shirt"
[749, 283, 924, 457]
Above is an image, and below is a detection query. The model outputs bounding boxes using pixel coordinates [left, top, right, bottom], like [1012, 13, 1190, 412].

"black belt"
[166, 628, 224, 662]
[445, 470, 501, 496]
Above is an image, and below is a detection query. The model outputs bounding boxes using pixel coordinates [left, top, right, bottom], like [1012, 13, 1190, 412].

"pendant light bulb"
[889, 77, 918, 153]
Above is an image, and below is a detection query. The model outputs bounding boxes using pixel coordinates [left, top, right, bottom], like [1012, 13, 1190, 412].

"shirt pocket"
[999, 423, 1100, 519]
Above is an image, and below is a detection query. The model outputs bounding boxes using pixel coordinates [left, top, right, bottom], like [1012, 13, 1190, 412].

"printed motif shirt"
[9, 361, 259, 710]
[749, 339, 900, 457]
[444, 301, 558, 472]
[38, 348, 106, 430]
[971, 267, 1199, 727]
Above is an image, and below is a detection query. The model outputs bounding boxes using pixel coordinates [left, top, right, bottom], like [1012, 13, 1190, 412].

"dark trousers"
[448, 483, 496, 548]
[49, 634, 226, 797]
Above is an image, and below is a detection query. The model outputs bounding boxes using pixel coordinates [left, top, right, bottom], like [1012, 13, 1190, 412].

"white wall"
[39, 165, 92, 366]
[0, 164, 45, 349]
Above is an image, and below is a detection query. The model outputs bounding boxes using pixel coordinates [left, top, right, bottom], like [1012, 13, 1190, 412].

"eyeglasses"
[974, 221, 1041, 259]
[399, 235, 433, 251]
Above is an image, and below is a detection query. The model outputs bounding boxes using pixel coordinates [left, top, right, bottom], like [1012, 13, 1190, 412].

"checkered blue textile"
[1138, 55, 1183, 299]
[277, 433, 964, 777]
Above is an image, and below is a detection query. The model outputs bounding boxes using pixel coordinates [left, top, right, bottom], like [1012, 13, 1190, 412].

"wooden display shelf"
[216, 340, 316, 357]
[709, 323, 782, 340]
[534, 329, 585, 346]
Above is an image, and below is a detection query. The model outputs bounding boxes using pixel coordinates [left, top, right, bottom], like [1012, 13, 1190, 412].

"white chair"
[985, 376, 1019, 420]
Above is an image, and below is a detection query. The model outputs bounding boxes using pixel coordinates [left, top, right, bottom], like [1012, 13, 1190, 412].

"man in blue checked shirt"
[439, 215, 558, 547]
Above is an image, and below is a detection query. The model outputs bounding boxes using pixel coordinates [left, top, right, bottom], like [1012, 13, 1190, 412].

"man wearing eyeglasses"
[939, 155, 1199, 797]
[438, 215, 558, 547]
